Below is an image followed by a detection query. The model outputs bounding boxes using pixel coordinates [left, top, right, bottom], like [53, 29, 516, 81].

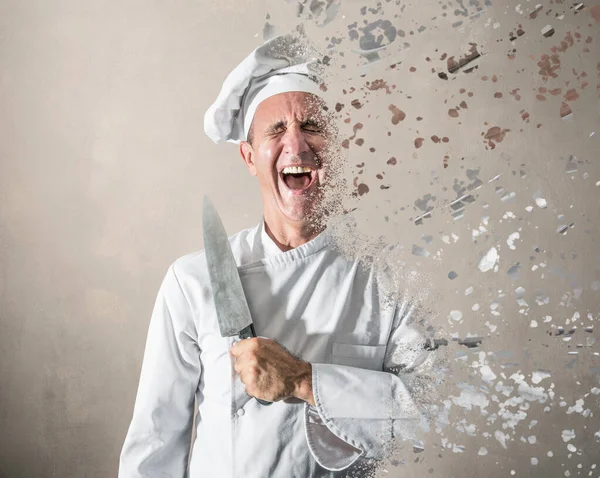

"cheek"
[309, 136, 327, 154]
[254, 146, 279, 179]
[263, 144, 279, 163]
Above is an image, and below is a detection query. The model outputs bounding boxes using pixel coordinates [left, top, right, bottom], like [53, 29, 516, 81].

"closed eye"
[266, 121, 287, 136]
[264, 119, 325, 136]
[301, 120, 323, 133]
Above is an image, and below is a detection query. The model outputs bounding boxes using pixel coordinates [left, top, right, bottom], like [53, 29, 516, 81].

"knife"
[202, 195, 271, 406]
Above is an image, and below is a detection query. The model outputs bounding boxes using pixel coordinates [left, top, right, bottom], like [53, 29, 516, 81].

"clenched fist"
[230, 337, 315, 406]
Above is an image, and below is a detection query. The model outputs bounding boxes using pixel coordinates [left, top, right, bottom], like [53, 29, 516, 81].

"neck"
[263, 215, 325, 252]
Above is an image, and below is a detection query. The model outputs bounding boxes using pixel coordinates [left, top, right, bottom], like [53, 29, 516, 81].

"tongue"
[284, 173, 311, 190]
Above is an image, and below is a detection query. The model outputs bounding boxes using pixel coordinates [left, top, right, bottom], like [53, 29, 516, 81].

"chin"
[282, 201, 324, 224]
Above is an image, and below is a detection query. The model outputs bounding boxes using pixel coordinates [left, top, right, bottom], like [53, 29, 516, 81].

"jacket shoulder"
[169, 223, 258, 282]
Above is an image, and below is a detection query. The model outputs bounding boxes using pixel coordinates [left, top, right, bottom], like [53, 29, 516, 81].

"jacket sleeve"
[119, 264, 201, 478]
[304, 298, 436, 471]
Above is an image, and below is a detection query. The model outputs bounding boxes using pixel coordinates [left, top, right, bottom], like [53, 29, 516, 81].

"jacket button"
[236, 408, 245, 417]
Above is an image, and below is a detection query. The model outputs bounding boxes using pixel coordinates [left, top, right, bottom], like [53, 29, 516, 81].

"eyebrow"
[265, 120, 286, 135]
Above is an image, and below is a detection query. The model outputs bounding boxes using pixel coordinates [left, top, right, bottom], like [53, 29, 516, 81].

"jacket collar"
[243, 217, 332, 269]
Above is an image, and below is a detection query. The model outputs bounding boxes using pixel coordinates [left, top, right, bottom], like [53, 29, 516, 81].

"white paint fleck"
[567, 443, 577, 452]
[472, 303, 480, 311]
[507, 232, 520, 250]
[566, 399, 584, 415]
[451, 386, 490, 412]
[528, 435, 537, 444]
[562, 429, 576, 442]
[495, 430, 508, 449]
[530, 320, 538, 328]
[529, 420, 538, 429]
[478, 446, 488, 456]
[547, 451, 553, 457]
[531, 457, 538, 465]
[449, 310, 463, 321]
[525, 205, 534, 212]
[452, 444, 465, 453]
[465, 286, 474, 296]
[510, 372, 548, 402]
[591, 388, 600, 395]
[535, 197, 547, 208]
[478, 247, 499, 272]
[480, 365, 497, 383]
[531, 370, 551, 384]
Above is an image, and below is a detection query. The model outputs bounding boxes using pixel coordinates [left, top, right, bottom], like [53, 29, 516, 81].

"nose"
[282, 123, 311, 158]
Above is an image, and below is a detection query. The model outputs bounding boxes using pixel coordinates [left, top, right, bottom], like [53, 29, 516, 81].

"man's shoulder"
[169, 223, 259, 282]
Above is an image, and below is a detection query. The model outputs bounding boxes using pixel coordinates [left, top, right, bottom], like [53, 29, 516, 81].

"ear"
[239, 141, 257, 176]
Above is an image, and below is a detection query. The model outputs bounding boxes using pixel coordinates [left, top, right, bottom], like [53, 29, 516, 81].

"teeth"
[282, 166, 313, 174]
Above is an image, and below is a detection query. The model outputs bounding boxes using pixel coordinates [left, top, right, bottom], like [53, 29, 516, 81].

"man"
[119, 34, 430, 478]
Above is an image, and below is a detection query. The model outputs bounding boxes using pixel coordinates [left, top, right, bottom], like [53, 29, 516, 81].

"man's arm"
[119, 264, 201, 478]
[231, 297, 437, 471]
[303, 297, 436, 470]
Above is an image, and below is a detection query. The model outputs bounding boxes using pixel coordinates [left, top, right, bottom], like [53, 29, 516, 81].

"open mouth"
[280, 166, 317, 191]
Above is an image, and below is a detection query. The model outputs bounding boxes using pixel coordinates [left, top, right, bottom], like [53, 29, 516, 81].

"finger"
[233, 358, 243, 374]
[230, 337, 258, 357]
[242, 376, 258, 398]
[233, 353, 252, 374]
[240, 361, 260, 383]
[237, 353, 259, 375]
[239, 369, 253, 390]
[230, 340, 246, 358]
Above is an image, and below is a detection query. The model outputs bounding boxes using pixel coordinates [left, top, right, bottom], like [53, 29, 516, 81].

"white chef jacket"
[119, 215, 430, 478]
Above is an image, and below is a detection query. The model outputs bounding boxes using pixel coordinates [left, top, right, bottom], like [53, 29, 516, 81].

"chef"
[119, 34, 431, 478]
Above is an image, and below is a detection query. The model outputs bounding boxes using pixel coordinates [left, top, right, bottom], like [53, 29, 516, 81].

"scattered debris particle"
[357, 183, 369, 196]
[389, 104, 406, 124]
[478, 247, 499, 272]
[541, 25, 555, 37]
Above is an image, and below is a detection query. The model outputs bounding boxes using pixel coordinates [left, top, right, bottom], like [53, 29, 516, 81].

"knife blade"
[202, 195, 271, 406]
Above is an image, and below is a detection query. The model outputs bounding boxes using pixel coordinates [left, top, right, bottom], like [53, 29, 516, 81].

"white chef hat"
[204, 34, 324, 144]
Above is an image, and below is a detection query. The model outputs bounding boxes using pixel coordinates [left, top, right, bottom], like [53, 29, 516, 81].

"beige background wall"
[0, 2, 269, 476]
[1, 1, 599, 477]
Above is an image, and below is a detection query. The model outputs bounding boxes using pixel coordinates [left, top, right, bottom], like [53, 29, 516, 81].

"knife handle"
[238, 324, 272, 406]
